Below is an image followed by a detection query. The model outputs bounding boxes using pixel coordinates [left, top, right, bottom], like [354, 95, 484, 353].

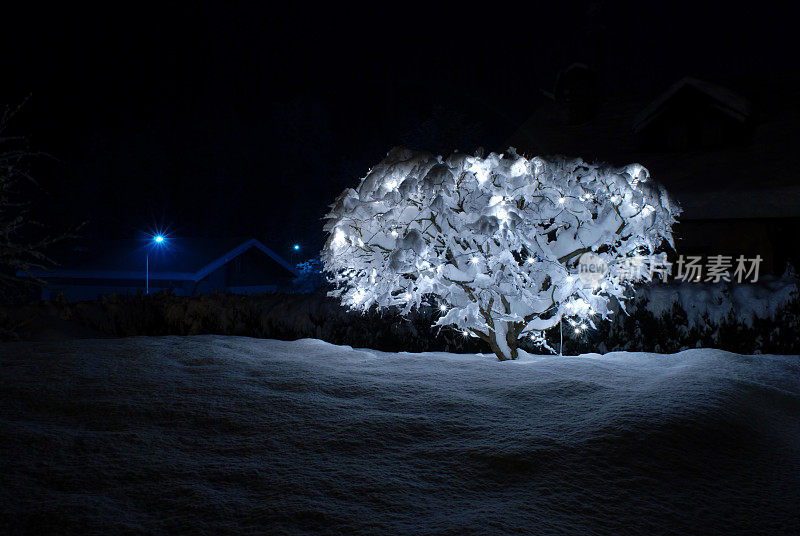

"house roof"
[633, 76, 751, 133]
[23, 237, 299, 280]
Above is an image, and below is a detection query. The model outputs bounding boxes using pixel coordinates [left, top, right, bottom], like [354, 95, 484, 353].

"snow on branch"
[0, 101, 74, 289]
[322, 147, 680, 360]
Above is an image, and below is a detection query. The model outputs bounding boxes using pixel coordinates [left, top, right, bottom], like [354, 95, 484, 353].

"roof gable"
[634, 77, 750, 133]
[194, 239, 299, 280]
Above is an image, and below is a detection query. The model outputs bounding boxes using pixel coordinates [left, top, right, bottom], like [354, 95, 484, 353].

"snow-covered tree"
[322, 147, 680, 360]
[0, 103, 69, 292]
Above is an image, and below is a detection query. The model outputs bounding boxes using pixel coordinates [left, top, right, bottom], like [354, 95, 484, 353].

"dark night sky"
[0, 1, 794, 255]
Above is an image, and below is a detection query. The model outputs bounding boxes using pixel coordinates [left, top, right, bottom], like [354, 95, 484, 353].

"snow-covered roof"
[633, 77, 751, 133]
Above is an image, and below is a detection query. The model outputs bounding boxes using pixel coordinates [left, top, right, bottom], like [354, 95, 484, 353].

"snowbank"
[1, 337, 799, 535]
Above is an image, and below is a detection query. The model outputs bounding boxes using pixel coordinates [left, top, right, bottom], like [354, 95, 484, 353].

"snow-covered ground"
[1, 337, 799, 535]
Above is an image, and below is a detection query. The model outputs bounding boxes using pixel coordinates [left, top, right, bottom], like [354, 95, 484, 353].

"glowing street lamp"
[146, 234, 166, 294]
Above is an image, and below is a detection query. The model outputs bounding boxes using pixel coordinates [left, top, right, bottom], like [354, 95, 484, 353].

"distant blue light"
[293, 244, 300, 251]
[154, 235, 165, 244]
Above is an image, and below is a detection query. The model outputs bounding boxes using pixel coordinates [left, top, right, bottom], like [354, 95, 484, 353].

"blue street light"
[293, 244, 300, 251]
[146, 234, 167, 294]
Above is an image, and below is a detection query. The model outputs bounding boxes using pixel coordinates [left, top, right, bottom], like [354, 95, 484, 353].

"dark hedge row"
[2, 288, 797, 355]
[561, 297, 800, 355]
[55, 292, 489, 354]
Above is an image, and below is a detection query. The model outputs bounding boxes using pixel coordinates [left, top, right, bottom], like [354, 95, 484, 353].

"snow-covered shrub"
[291, 259, 327, 294]
[642, 275, 797, 329]
[322, 147, 680, 360]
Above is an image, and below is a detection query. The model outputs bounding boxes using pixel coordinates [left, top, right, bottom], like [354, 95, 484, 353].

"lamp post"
[146, 235, 165, 294]
[291, 243, 300, 265]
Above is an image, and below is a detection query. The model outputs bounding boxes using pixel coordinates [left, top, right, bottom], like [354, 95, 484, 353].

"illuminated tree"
[322, 147, 680, 360]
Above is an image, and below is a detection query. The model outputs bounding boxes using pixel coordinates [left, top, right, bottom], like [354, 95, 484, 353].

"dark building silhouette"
[634, 77, 753, 152]
[21, 238, 299, 302]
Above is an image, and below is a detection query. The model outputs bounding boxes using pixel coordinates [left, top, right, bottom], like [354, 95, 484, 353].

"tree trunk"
[489, 320, 519, 361]
[473, 312, 521, 361]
